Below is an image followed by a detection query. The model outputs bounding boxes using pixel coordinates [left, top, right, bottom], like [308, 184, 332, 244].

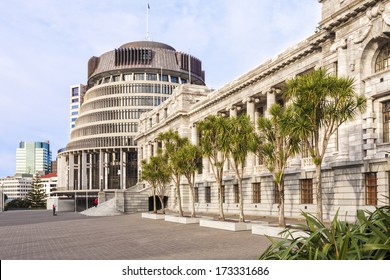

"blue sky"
[0, 0, 321, 177]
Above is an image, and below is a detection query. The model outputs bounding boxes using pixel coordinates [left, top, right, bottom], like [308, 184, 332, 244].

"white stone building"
[135, 0, 390, 221]
[0, 175, 33, 200]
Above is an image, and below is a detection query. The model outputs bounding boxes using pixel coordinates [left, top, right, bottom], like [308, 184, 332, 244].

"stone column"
[245, 97, 256, 171]
[122, 150, 127, 189]
[191, 123, 198, 145]
[265, 90, 276, 118]
[153, 141, 158, 156]
[104, 152, 109, 190]
[229, 106, 237, 117]
[88, 154, 93, 190]
[69, 153, 74, 190]
[99, 150, 104, 191]
[81, 152, 87, 190]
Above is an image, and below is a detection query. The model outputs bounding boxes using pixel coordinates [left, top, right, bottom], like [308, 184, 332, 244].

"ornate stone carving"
[330, 38, 348, 53]
[352, 24, 372, 44]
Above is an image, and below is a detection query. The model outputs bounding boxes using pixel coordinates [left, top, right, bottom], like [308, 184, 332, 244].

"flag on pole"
[148, 3, 150, 9]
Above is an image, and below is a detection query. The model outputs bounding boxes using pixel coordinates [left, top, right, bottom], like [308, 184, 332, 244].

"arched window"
[375, 42, 390, 72]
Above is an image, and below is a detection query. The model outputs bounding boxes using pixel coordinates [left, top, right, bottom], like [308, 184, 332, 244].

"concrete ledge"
[141, 213, 166, 220]
[199, 219, 252, 231]
[164, 215, 200, 224]
[252, 224, 308, 239]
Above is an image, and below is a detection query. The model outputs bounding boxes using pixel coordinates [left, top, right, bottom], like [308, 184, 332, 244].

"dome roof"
[119, 41, 176, 51]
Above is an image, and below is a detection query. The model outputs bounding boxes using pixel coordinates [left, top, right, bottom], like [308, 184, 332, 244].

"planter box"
[199, 219, 252, 231]
[252, 224, 307, 239]
[141, 212, 166, 220]
[164, 215, 200, 224]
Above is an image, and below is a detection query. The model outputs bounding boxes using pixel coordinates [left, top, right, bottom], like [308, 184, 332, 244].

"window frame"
[365, 172, 377, 206]
[252, 182, 261, 204]
[300, 179, 313, 204]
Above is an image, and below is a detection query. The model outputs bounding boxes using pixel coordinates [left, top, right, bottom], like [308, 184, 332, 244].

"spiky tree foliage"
[198, 115, 231, 220]
[259, 205, 390, 260]
[227, 115, 258, 222]
[257, 103, 300, 227]
[157, 130, 189, 217]
[141, 154, 170, 214]
[26, 175, 47, 208]
[284, 69, 366, 221]
[173, 142, 203, 218]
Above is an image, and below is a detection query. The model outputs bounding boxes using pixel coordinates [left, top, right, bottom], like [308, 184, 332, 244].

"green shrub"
[259, 206, 390, 260]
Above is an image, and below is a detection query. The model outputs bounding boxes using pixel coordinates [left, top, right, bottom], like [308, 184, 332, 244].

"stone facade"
[135, 0, 390, 221]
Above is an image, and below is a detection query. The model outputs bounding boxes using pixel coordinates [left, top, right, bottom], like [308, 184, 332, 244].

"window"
[383, 101, 390, 143]
[221, 185, 225, 203]
[124, 74, 132, 81]
[365, 173, 377, 205]
[300, 179, 313, 204]
[205, 186, 211, 203]
[233, 184, 239, 203]
[146, 73, 157, 81]
[171, 76, 178, 83]
[134, 73, 144, 80]
[71, 111, 78, 115]
[194, 187, 199, 203]
[375, 42, 390, 72]
[72, 88, 79, 97]
[252, 183, 261, 203]
[274, 183, 280, 204]
[161, 74, 168, 82]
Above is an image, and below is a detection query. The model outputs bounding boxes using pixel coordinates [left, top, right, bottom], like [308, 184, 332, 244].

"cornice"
[318, 0, 382, 32]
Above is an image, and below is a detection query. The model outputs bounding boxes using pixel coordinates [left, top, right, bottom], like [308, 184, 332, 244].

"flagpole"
[146, 4, 150, 41]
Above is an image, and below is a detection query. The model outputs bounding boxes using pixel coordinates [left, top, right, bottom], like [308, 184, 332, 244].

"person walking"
[52, 204, 57, 216]
[93, 197, 98, 207]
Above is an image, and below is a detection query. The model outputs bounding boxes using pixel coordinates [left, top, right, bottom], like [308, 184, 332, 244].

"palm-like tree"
[284, 69, 367, 221]
[227, 115, 258, 222]
[198, 115, 231, 220]
[257, 103, 300, 227]
[173, 142, 203, 217]
[158, 130, 189, 217]
[141, 154, 170, 214]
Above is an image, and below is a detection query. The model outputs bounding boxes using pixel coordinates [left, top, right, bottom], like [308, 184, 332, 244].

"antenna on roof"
[146, 3, 151, 41]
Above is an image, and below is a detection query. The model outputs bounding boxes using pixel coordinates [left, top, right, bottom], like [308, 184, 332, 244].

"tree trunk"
[315, 163, 323, 222]
[218, 179, 225, 220]
[238, 179, 245, 223]
[158, 196, 165, 214]
[153, 187, 157, 214]
[278, 182, 286, 227]
[189, 185, 196, 218]
[176, 180, 183, 217]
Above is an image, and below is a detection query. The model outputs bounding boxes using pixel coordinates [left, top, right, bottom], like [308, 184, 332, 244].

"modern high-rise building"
[70, 84, 86, 132]
[57, 41, 205, 194]
[16, 141, 52, 175]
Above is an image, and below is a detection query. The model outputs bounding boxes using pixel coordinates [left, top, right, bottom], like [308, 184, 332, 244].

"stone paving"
[0, 210, 272, 260]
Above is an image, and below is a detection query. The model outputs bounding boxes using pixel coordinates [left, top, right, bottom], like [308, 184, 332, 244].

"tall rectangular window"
[274, 183, 280, 204]
[233, 184, 239, 203]
[252, 183, 261, 203]
[383, 101, 390, 143]
[194, 187, 199, 203]
[365, 173, 377, 205]
[205, 186, 211, 203]
[300, 179, 313, 204]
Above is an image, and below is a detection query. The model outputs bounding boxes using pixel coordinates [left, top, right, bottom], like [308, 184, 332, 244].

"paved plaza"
[0, 210, 272, 260]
